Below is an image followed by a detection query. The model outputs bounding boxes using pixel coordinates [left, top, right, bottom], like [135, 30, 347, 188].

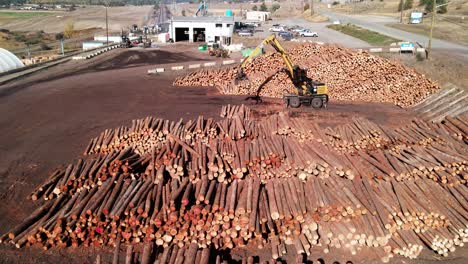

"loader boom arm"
[239, 35, 296, 79]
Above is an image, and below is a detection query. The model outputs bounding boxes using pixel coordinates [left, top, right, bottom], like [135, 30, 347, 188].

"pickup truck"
[299, 29, 318, 37]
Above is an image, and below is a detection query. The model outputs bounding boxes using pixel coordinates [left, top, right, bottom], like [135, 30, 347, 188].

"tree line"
[398, 0, 447, 14]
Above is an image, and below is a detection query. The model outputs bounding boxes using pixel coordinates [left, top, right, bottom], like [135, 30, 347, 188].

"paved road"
[320, 10, 468, 59]
[256, 18, 371, 48]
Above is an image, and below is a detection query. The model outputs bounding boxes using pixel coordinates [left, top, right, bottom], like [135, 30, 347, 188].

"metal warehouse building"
[169, 16, 236, 45]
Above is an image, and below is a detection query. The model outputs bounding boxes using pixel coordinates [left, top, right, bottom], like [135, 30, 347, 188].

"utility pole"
[310, 0, 314, 15]
[60, 39, 64, 56]
[427, 0, 436, 58]
[106, 5, 109, 45]
[427, 1, 450, 59]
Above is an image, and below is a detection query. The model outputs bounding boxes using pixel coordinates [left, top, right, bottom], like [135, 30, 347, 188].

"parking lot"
[237, 18, 371, 48]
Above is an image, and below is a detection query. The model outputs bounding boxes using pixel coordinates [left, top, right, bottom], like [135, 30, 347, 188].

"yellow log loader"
[236, 35, 329, 108]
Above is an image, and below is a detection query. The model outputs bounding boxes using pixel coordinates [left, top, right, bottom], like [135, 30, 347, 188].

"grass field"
[327, 24, 401, 46]
[0, 11, 54, 18]
[0, 10, 56, 25]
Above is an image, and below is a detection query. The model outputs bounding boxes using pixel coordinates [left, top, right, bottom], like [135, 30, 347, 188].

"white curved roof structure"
[0, 48, 24, 74]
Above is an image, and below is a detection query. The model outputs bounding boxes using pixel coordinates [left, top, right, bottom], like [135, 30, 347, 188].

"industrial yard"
[0, 1, 467, 264]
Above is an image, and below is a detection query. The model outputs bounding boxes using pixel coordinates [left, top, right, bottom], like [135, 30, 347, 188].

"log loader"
[236, 35, 329, 108]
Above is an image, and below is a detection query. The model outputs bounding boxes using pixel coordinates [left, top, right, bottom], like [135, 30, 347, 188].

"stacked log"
[437, 115, 468, 142]
[1, 105, 466, 263]
[174, 43, 439, 107]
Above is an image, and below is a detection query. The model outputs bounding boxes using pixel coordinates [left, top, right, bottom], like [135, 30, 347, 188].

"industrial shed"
[245, 11, 270, 22]
[169, 16, 236, 45]
[0, 48, 24, 74]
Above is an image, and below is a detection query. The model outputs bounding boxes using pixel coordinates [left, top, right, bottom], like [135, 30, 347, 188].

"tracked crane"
[236, 35, 329, 108]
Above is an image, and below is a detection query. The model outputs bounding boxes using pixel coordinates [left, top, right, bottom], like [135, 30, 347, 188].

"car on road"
[269, 25, 285, 32]
[292, 28, 305, 33]
[238, 29, 254, 37]
[333, 20, 341, 25]
[244, 22, 260, 27]
[299, 29, 318, 37]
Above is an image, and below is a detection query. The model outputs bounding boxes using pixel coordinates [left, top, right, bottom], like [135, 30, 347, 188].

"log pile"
[174, 44, 439, 107]
[1, 105, 466, 263]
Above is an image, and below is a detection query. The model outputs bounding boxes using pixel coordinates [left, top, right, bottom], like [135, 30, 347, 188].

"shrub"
[332, 1, 340, 5]
[55, 33, 64, 40]
[416, 52, 424, 61]
[64, 20, 75, 39]
[404, 0, 413, 10]
[40, 43, 51, 50]
[260, 1, 268, 11]
[271, 3, 280, 12]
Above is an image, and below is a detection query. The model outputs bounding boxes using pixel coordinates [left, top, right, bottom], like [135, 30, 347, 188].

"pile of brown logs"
[437, 115, 468, 142]
[1, 104, 466, 263]
[174, 43, 439, 107]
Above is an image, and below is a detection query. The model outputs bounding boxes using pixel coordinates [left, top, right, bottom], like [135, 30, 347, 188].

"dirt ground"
[0, 44, 466, 263]
[389, 19, 468, 47]
[0, 5, 153, 33]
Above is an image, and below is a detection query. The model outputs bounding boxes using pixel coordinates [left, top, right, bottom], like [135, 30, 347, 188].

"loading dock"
[174, 27, 189, 42]
[193, 28, 205, 42]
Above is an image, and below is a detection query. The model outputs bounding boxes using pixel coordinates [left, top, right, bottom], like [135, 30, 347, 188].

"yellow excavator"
[236, 35, 329, 108]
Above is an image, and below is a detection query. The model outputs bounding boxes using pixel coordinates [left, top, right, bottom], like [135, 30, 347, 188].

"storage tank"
[225, 9, 233, 17]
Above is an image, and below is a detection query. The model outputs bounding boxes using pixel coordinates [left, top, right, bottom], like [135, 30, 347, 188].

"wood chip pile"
[174, 44, 439, 107]
[1, 105, 466, 263]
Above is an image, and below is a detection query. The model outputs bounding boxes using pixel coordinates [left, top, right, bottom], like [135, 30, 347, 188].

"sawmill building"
[169, 16, 235, 45]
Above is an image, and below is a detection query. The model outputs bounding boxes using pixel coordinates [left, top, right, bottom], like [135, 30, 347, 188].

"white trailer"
[245, 11, 270, 22]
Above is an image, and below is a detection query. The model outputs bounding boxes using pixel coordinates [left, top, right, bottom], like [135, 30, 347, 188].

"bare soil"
[389, 19, 468, 47]
[0, 44, 466, 263]
[378, 51, 468, 90]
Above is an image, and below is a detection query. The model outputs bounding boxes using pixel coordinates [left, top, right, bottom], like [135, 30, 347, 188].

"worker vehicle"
[120, 35, 133, 48]
[292, 27, 305, 33]
[236, 34, 328, 108]
[238, 29, 254, 37]
[278, 31, 293, 40]
[299, 29, 318, 37]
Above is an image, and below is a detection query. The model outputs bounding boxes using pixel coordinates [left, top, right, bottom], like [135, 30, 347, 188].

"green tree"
[259, 0, 268, 11]
[398, 0, 413, 11]
[403, 0, 413, 10]
[304, 3, 310, 11]
[421, 0, 448, 14]
[252, 5, 258, 11]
